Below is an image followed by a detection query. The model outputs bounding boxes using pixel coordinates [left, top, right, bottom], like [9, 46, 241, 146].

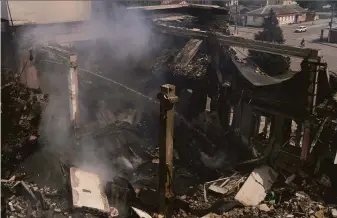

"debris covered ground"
[2, 47, 336, 218]
[1, 68, 48, 176]
[2, 7, 337, 218]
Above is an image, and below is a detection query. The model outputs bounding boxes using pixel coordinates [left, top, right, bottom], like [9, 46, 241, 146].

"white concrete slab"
[69, 167, 110, 214]
[235, 165, 278, 206]
[131, 207, 152, 218]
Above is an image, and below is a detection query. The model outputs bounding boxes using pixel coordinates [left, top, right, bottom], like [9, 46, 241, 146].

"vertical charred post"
[68, 55, 80, 129]
[157, 84, 178, 218]
[301, 58, 321, 160]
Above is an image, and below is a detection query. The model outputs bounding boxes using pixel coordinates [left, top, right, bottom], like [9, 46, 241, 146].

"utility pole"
[329, 3, 335, 42]
[157, 84, 178, 218]
[234, 1, 238, 34]
[237, 1, 240, 35]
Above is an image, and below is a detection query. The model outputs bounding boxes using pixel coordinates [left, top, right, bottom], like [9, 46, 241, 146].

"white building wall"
[277, 15, 295, 25]
[246, 15, 264, 26]
[247, 14, 294, 26]
[266, 0, 295, 5]
[224, 0, 238, 6]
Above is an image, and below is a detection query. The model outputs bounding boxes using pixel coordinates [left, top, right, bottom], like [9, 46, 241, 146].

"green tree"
[249, 9, 290, 76]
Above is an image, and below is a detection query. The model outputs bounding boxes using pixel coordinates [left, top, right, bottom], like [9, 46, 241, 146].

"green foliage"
[255, 9, 285, 43]
[249, 9, 290, 76]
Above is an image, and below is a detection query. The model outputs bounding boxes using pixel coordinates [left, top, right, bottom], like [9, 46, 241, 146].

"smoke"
[22, 1, 163, 180]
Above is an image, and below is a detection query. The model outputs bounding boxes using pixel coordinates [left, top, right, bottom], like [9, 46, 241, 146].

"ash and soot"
[35, 3, 162, 180]
[3, 2, 233, 218]
[4, 2, 336, 218]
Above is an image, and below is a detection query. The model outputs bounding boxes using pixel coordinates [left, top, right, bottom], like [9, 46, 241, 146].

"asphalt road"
[230, 19, 337, 72]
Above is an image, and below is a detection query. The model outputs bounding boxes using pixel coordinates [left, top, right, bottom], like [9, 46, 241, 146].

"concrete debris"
[285, 174, 296, 185]
[131, 207, 152, 218]
[53, 208, 61, 213]
[109, 207, 119, 217]
[201, 213, 222, 218]
[319, 174, 332, 188]
[208, 184, 227, 195]
[258, 203, 271, 212]
[207, 173, 243, 197]
[69, 167, 110, 214]
[295, 191, 310, 199]
[203, 177, 229, 202]
[8, 202, 15, 212]
[235, 165, 278, 206]
[314, 210, 325, 218]
[331, 208, 337, 218]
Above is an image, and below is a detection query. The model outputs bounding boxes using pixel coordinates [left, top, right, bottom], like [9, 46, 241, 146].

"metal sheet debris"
[69, 167, 110, 214]
[234, 165, 278, 206]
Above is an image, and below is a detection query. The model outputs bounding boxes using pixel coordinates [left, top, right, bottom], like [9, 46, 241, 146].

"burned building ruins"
[1, 1, 337, 218]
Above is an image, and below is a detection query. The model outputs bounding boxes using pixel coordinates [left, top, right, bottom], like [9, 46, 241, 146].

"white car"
[295, 26, 307, 33]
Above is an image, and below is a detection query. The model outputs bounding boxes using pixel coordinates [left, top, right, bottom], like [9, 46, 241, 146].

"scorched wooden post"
[157, 84, 178, 218]
[301, 57, 321, 160]
[68, 55, 80, 129]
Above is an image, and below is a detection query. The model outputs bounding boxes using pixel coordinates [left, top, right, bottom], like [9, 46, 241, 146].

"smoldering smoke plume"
[22, 1, 162, 180]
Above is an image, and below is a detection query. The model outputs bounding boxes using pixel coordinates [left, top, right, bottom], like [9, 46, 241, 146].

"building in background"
[245, 4, 306, 26]
[229, 5, 251, 25]
[266, 0, 296, 6]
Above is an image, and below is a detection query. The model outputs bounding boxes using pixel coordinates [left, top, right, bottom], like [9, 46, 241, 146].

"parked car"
[295, 26, 307, 33]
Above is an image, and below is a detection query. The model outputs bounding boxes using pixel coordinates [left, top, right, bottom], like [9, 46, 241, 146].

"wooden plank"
[174, 39, 203, 67]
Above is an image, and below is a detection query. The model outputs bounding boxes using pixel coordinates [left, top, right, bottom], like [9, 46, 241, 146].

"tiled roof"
[246, 4, 306, 16]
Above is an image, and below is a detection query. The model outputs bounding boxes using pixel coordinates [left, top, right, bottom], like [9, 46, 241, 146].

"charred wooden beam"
[68, 55, 80, 128]
[157, 84, 178, 218]
[300, 58, 322, 160]
[174, 39, 203, 67]
[153, 23, 320, 59]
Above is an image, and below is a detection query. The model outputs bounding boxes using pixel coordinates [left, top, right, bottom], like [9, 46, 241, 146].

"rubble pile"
[2, 22, 337, 218]
[171, 54, 210, 81]
[1, 68, 48, 173]
[169, 167, 336, 218]
[2, 163, 336, 218]
[2, 178, 95, 218]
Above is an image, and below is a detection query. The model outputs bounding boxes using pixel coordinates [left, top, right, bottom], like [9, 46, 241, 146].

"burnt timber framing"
[153, 23, 320, 59]
[152, 17, 324, 162]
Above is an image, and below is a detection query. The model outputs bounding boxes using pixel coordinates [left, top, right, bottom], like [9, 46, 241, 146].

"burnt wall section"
[34, 45, 74, 155]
